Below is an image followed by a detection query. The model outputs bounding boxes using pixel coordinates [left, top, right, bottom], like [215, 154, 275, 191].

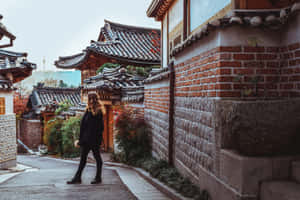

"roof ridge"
[104, 19, 160, 33]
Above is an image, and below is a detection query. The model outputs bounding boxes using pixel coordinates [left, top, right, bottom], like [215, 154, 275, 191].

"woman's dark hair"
[87, 93, 106, 116]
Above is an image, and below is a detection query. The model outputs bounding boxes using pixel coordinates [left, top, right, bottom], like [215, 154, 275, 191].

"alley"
[0, 155, 137, 200]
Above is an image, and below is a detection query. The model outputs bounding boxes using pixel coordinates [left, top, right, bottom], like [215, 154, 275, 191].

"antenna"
[42, 57, 46, 71]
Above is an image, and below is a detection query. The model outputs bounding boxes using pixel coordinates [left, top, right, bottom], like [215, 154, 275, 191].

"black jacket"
[78, 110, 104, 147]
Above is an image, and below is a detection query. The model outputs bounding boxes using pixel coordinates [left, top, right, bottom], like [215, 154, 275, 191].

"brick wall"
[13, 93, 29, 115]
[174, 43, 300, 99]
[0, 114, 17, 169]
[144, 81, 170, 160]
[18, 119, 42, 150]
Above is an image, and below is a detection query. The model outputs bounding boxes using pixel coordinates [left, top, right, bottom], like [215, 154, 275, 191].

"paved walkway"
[0, 155, 171, 200]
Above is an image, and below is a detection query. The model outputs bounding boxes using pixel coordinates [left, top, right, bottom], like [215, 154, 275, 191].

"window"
[0, 97, 5, 115]
[188, 0, 232, 33]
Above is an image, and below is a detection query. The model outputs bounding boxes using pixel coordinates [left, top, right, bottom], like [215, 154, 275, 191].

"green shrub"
[61, 116, 81, 158]
[115, 107, 151, 164]
[47, 118, 63, 155]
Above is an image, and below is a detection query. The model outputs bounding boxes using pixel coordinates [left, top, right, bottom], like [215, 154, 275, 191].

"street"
[0, 155, 137, 200]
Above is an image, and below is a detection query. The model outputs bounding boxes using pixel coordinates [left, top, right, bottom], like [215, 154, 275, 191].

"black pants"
[74, 145, 103, 180]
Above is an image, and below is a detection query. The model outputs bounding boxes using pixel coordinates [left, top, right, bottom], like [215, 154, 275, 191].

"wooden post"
[168, 62, 175, 165]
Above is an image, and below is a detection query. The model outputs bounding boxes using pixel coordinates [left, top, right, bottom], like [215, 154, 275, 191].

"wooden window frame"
[0, 97, 5, 115]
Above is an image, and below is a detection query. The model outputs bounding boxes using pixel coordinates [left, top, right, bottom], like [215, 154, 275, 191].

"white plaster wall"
[0, 92, 14, 114]
[219, 26, 281, 47]
[174, 31, 221, 65]
[282, 13, 300, 45]
[145, 79, 170, 90]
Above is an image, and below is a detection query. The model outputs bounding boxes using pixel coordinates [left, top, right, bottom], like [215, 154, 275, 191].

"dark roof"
[0, 75, 14, 91]
[0, 49, 36, 83]
[171, 3, 300, 56]
[55, 20, 161, 69]
[147, 0, 174, 20]
[84, 66, 145, 103]
[28, 85, 82, 114]
[0, 15, 16, 48]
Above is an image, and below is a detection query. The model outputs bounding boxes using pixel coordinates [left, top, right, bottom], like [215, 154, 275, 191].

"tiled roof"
[0, 75, 13, 91]
[55, 20, 161, 69]
[0, 15, 16, 48]
[84, 66, 145, 103]
[147, 0, 174, 20]
[0, 49, 36, 83]
[171, 3, 300, 56]
[29, 85, 82, 114]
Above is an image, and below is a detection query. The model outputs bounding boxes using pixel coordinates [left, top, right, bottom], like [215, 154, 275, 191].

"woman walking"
[67, 92, 105, 184]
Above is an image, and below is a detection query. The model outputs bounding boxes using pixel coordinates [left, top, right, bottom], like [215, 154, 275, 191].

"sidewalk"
[0, 163, 37, 184]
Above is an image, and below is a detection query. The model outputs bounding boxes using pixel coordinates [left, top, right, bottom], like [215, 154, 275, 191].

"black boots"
[66, 178, 82, 184]
[90, 177, 102, 184]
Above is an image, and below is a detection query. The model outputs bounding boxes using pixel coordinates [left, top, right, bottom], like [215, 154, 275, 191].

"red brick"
[233, 84, 255, 90]
[209, 91, 217, 97]
[266, 62, 279, 68]
[234, 54, 255, 60]
[282, 68, 294, 74]
[234, 69, 254, 75]
[289, 75, 300, 82]
[289, 60, 297, 66]
[218, 91, 241, 97]
[256, 69, 278, 74]
[217, 76, 234, 82]
[216, 68, 232, 75]
[266, 47, 279, 53]
[244, 61, 265, 68]
[219, 53, 232, 60]
[218, 61, 242, 68]
[215, 84, 232, 90]
[244, 46, 265, 52]
[256, 54, 278, 60]
[266, 76, 279, 82]
[288, 43, 300, 51]
[280, 84, 294, 89]
[219, 46, 242, 52]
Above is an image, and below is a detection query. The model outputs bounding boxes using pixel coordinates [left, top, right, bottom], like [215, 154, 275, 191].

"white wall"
[0, 92, 14, 114]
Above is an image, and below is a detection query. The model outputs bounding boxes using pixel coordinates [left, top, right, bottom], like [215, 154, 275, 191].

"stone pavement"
[0, 155, 171, 200]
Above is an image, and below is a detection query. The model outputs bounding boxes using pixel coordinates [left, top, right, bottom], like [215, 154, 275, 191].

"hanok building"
[22, 85, 82, 150]
[55, 20, 160, 151]
[146, 0, 300, 199]
[0, 16, 36, 169]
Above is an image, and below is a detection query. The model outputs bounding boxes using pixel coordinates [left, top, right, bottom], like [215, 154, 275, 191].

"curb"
[104, 161, 193, 200]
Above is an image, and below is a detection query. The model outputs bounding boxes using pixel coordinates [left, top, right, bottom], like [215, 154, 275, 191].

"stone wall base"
[174, 149, 300, 200]
[0, 159, 16, 169]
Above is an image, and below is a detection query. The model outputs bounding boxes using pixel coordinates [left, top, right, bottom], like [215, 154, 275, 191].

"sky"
[0, 0, 160, 71]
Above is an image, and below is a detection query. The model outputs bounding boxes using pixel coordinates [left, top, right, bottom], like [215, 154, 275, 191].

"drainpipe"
[168, 61, 175, 165]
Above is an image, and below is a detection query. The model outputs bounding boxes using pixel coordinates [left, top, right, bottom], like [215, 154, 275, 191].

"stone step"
[292, 161, 300, 183]
[260, 181, 300, 200]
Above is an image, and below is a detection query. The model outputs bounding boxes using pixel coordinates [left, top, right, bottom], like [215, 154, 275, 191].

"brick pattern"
[174, 98, 215, 174]
[174, 43, 300, 99]
[13, 93, 29, 115]
[144, 87, 170, 113]
[19, 119, 42, 150]
[0, 114, 16, 164]
[144, 86, 170, 160]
